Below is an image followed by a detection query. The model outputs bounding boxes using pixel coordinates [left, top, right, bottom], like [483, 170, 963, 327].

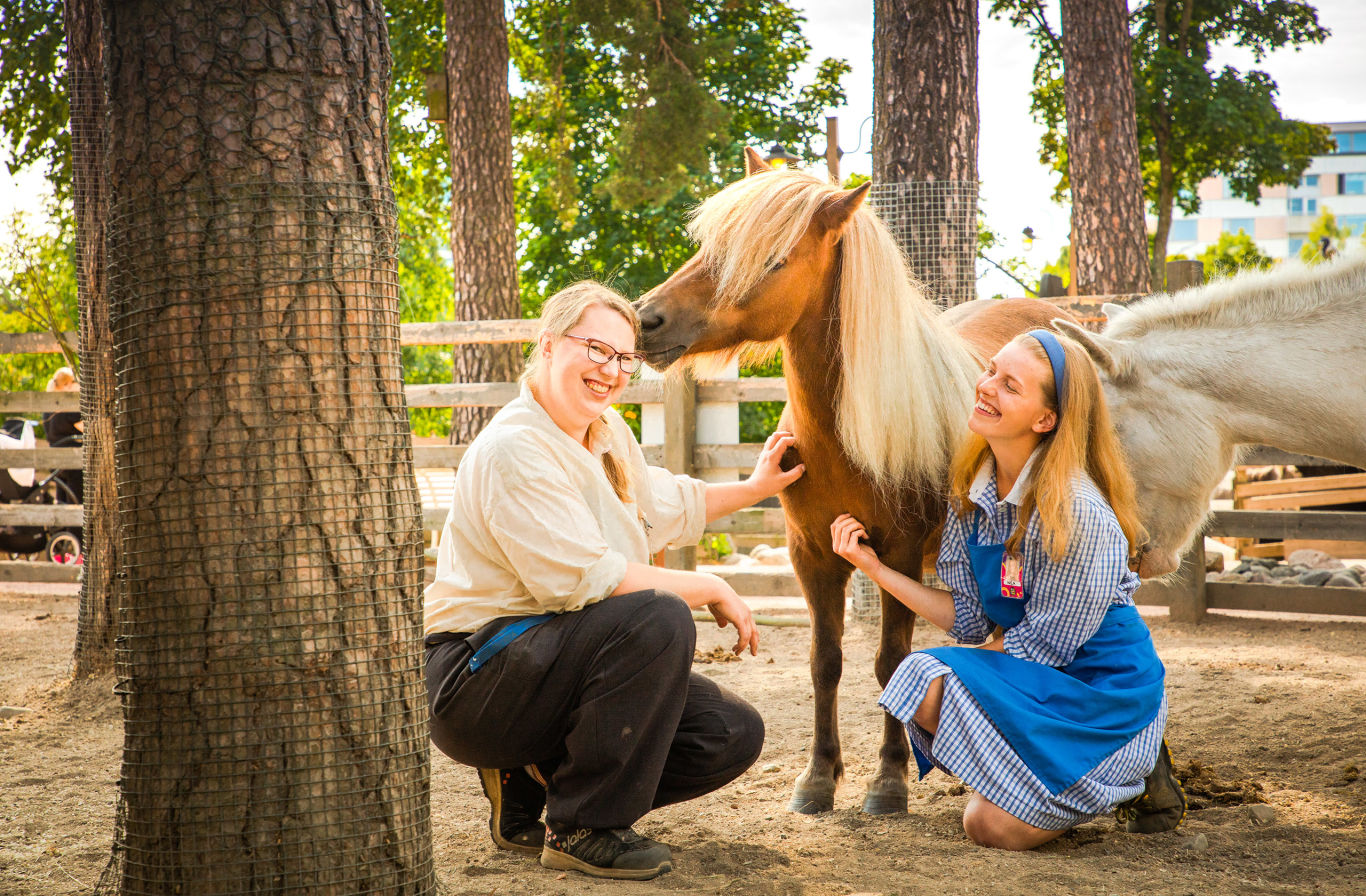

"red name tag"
[1001, 553, 1024, 600]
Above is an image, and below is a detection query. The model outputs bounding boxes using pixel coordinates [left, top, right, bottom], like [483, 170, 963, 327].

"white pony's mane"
[1106, 254, 1366, 340]
[689, 168, 978, 493]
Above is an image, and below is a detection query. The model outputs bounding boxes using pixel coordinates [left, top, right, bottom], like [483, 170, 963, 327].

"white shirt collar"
[968, 444, 1044, 508]
[520, 382, 614, 458]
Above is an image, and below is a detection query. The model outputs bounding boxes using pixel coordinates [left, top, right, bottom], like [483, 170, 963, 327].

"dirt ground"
[2, 586, 1364, 896]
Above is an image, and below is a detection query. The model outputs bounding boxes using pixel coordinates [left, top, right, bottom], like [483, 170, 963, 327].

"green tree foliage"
[1195, 229, 1274, 279]
[0, 1, 68, 204]
[0, 214, 77, 395]
[990, 0, 1332, 283]
[509, 0, 847, 312]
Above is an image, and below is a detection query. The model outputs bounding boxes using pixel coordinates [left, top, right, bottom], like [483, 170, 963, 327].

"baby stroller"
[0, 419, 83, 563]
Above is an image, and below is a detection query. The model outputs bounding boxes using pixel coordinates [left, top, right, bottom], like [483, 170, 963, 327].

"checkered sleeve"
[1002, 494, 1129, 667]
[936, 506, 994, 644]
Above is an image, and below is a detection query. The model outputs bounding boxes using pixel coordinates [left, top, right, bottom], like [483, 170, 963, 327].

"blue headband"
[1028, 329, 1068, 413]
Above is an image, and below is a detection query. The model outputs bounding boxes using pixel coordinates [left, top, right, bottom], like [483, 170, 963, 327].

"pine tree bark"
[1060, 0, 1153, 295]
[445, 0, 520, 442]
[65, 0, 118, 677]
[98, 2, 435, 893]
[872, 0, 979, 306]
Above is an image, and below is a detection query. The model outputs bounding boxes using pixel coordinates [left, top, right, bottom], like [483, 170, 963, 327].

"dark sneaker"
[540, 824, 673, 880]
[1116, 740, 1188, 834]
[478, 767, 547, 856]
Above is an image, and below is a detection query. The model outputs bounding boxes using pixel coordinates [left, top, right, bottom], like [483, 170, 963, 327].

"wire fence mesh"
[869, 180, 979, 307]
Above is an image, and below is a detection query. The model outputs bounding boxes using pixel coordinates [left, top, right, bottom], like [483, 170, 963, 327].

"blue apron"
[912, 510, 1165, 795]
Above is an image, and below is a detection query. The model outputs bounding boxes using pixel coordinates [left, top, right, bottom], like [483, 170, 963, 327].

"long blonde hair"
[524, 281, 639, 504]
[948, 331, 1145, 563]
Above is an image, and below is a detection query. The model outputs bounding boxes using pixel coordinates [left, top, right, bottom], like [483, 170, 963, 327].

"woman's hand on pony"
[746, 430, 805, 498]
[831, 513, 882, 578]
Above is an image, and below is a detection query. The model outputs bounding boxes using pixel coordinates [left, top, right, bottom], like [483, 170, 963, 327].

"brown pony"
[636, 149, 1076, 815]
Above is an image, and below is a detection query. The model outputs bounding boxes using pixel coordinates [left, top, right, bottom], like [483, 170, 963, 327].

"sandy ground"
[2, 585, 1364, 896]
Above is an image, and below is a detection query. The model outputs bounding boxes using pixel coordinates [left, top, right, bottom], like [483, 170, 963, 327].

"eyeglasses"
[562, 333, 646, 374]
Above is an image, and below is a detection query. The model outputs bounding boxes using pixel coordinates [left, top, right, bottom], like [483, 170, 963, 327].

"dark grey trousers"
[426, 589, 765, 829]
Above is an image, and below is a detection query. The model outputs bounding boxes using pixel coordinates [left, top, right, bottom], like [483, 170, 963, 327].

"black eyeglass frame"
[562, 333, 646, 375]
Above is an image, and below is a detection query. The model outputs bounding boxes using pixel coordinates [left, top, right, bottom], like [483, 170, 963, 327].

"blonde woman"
[832, 330, 1182, 850]
[424, 282, 804, 880]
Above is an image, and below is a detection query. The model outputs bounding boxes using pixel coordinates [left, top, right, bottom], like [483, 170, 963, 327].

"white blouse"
[423, 384, 707, 636]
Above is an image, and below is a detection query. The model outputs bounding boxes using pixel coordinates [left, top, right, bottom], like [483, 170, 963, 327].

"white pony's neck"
[1114, 259, 1366, 466]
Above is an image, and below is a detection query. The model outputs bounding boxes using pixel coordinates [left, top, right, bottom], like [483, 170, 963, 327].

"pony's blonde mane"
[1107, 254, 1366, 340]
[689, 168, 979, 493]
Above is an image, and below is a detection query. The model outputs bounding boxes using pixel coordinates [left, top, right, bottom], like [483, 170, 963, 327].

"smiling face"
[968, 339, 1058, 450]
[534, 303, 639, 443]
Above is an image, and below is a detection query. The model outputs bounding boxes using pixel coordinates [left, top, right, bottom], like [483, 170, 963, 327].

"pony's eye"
[769, 258, 787, 272]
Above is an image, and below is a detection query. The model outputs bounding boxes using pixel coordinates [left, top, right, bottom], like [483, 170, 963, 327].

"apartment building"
[1164, 120, 1366, 259]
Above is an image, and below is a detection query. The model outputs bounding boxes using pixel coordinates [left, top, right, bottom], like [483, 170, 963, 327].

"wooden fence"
[4, 310, 1365, 622]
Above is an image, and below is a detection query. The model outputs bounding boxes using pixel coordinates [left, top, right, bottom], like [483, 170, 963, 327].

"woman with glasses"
[831, 330, 1181, 850]
[425, 281, 804, 880]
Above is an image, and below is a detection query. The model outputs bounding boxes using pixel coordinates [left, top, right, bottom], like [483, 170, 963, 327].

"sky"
[790, 0, 1366, 296]
[4, 2, 1364, 297]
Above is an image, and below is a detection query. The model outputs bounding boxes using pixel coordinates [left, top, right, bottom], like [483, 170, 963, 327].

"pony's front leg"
[788, 549, 851, 814]
[862, 586, 916, 815]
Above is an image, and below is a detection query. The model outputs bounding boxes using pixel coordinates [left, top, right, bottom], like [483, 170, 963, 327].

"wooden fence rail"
[5, 312, 1365, 619]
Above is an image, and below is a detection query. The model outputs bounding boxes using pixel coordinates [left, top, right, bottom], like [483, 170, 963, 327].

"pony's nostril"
[639, 308, 664, 332]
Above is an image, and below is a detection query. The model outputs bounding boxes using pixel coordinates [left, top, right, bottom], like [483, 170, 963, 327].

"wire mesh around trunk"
[869, 180, 979, 308]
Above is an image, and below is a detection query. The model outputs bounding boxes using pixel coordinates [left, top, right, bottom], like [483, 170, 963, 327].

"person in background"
[425, 281, 805, 880]
[42, 366, 83, 501]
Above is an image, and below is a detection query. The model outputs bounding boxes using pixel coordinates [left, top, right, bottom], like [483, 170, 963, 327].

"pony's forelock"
[689, 169, 836, 307]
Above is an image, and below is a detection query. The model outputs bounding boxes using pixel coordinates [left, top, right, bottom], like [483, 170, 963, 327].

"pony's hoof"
[861, 787, 908, 816]
[788, 792, 834, 814]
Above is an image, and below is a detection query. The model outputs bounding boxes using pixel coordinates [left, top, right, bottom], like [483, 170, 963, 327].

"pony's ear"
[744, 147, 773, 177]
[1053, 318, 1136, 382]
[815, 181, 872, 236]
[1100, 302, 1131, 327]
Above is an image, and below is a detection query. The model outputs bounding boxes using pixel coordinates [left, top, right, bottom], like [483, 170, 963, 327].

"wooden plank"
[412, 445, 467, 468]
[1234, 472, 1366, 498]
[696, 378, 788, 403]
[0, 331, 77, 355]
[1145, 542, 1207, 622]
[0, 448, 83, 469]
[694, 443, 763, 469]
[0, 391, 77, 413]
[0, 505, 83, 527]
[706, 507, 787, 535]
[1242, 487, 1366, 510]
[1240, 542, 1285, 559]
[0, 561, 82, 583]
[1282, 539, 1366, 558]
[1209, 510, 1366, 541]
[400, 319, 540, 346]
[713, 568, 799, 597]
[1205, 581, 1366, 617]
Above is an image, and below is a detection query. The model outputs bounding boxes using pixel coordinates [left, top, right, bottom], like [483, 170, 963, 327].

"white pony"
[1055, 255, 1366, 578]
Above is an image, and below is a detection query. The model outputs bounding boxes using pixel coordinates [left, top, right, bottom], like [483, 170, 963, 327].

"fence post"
[1137, 540, 1208, 623]
[1165, 259, 1203, 292]
[662, 371, 698, 570]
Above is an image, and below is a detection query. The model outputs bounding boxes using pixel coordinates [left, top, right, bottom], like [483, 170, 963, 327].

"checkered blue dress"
[879, 461, 1167, 830]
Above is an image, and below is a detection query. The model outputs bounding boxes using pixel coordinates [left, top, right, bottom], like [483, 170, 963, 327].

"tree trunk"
[872, 0, 979, 306]
[98, 2, 435, 893]
[65, 0, 118, 677]
[1060, 0, 1153, 295]
[445, 0, 520, 441]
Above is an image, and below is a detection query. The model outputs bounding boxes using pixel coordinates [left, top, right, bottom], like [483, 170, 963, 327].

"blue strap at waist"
[468, 613, 554, 673]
